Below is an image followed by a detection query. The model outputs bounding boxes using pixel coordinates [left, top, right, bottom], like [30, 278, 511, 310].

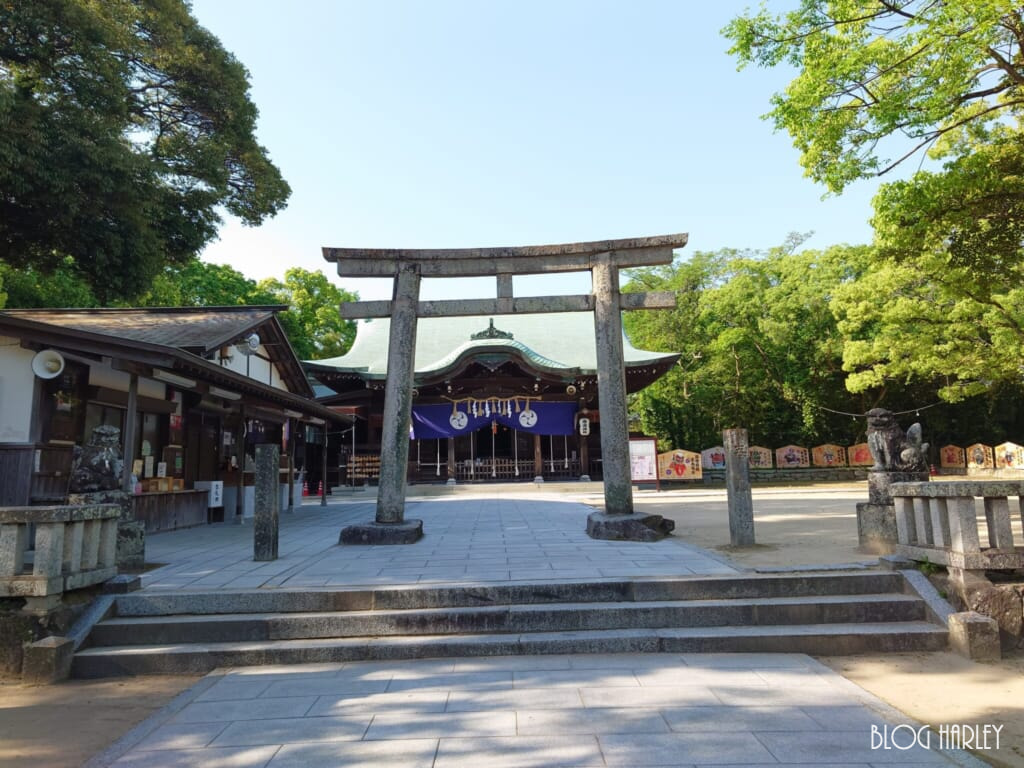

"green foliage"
[138, 259, 357, 360]
[257, 269, 358, 360]
[0, 0, 290, 302]
[726, 1, 1024, 404]
[0, 257, 98, 308]
[624, 241, 875, 449]
[832, 132, 1024, 400]
[724, 1, 1024, 193]
[139, 259, 274, 308]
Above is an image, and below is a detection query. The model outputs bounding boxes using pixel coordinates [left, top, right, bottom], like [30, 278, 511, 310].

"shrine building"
[305, 312, 678, 484]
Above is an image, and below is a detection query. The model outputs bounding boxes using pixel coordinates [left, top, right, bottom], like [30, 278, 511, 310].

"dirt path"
[821, 652, 1024, 768]
[0, 676, 198, 768]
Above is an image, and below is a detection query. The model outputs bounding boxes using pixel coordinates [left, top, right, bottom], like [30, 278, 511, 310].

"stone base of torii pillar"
[339, 519, 423, 545]
[585, 511, 674, 542]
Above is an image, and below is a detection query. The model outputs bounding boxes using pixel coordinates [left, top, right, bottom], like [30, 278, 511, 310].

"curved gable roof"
[305, 313, 677, 380]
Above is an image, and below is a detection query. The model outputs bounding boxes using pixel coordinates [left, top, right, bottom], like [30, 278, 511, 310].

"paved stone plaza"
[92, 652, 976, 767]
[141, 493, 737, 591]
[87, 487, 989, 767]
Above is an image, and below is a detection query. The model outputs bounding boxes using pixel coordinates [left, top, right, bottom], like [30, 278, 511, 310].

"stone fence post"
[724, 428, 755, 546]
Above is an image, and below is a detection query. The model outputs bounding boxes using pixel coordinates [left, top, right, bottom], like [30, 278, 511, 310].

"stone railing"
[890, 481, 1024, 572]
[0, 504, 119, 612]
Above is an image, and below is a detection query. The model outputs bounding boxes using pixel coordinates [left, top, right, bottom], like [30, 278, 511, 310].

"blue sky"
[190, 1, 881, 301]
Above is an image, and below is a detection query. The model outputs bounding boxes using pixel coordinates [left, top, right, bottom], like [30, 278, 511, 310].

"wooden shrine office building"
[0, 306, 348, 536]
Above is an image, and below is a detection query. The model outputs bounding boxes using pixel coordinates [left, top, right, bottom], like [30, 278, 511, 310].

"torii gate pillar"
[325, 234, 687, 544]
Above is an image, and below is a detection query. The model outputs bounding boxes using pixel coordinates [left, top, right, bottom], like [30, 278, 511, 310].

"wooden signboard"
[701, 446, 726, 470]
[775, 445, 810, 469]
[812, 444, 847, 467]
[995, 442, 1024, 470]
[966, 443, 994, 470]
[747, 446, 773, 469]
[847, 443, 872, 466]
[657, 449, 702, 480]
[629, 438, 659, 487]
[940, 445, 965, 469]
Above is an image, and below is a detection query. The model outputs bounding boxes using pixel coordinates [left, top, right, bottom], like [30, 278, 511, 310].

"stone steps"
[88, 594, 924, 646]
[71, 572, 947, 678]
[106, 571, 908, 616]
[71, 622, 947, 678]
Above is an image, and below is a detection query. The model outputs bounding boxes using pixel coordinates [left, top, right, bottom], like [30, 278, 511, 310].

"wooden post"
[447, 437, 456, 483]
[234, 406, 245, 523]
[121, 374, 138, 493]
[578, 418, 590, 480]
[533, 433, 543, 480]
[286, 418, 295, 512]
[320, 423, 328, 507]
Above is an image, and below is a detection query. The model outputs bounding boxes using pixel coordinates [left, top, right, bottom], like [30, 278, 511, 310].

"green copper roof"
[307, 313, 676, 378]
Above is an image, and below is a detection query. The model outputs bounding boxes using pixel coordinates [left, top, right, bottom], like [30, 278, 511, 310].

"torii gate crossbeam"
[324, 234, 687, 544]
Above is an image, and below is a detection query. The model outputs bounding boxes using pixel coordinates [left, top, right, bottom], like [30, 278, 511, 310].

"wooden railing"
[890, 481, 1024, 572]
[0, 504, 119, 612]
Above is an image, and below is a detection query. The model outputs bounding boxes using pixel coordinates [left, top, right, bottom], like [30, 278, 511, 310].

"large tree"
[725, 1, 1024, 398]
[257, 268, 358, 360]
[0, 0, 290, 302]
[624, 241, 874, 450]
[724, 1, 1024, 193]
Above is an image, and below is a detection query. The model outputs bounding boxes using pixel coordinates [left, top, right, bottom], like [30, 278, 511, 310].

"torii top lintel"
[322, 233, 689, 278]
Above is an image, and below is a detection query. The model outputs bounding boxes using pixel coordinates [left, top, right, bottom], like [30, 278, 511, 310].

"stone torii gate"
[324, 234, 687, 544]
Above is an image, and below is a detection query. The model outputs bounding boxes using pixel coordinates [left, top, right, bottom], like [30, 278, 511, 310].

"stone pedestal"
[868, 470, 928, 505]
[585, 511, 674, 542]
[949, 611, 1001, 661]
[21, 635, 74, 683]
[724, 428, 755, 546]
[340, 520, 423, 545]
[254, 445, 280, 561]
[856, 502, 898, 554]
[68, 489, 144, 571]
[856, 470, 928, 555]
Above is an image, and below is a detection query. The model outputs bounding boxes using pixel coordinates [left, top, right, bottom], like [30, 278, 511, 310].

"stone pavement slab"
[139, 494, 736, 591]
[92, 653, 977, 768]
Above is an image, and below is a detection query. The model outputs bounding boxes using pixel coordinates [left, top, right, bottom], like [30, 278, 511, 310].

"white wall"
[0, 338, 39, 443]
[220, 345, 290, 392]
[90, 365, 166, 399]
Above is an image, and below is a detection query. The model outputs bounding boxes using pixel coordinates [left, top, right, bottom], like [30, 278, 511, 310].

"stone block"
[966, 583, 1023, 650]
[856, 502, 898, 554]
[103, 573, 141, 593]
[724, 428, 755, 546]
[21, 635, 74, 683]
[116, 520, 145, 571]
[877, 554, 914, 570]
[948, 611, 1001, 661]
[254, 445, 280, 562]
[0, 611, 39, 676]
[585, 512, 674, 542]
[868, 470, 928, 505]
[340, 520, 424, 545]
